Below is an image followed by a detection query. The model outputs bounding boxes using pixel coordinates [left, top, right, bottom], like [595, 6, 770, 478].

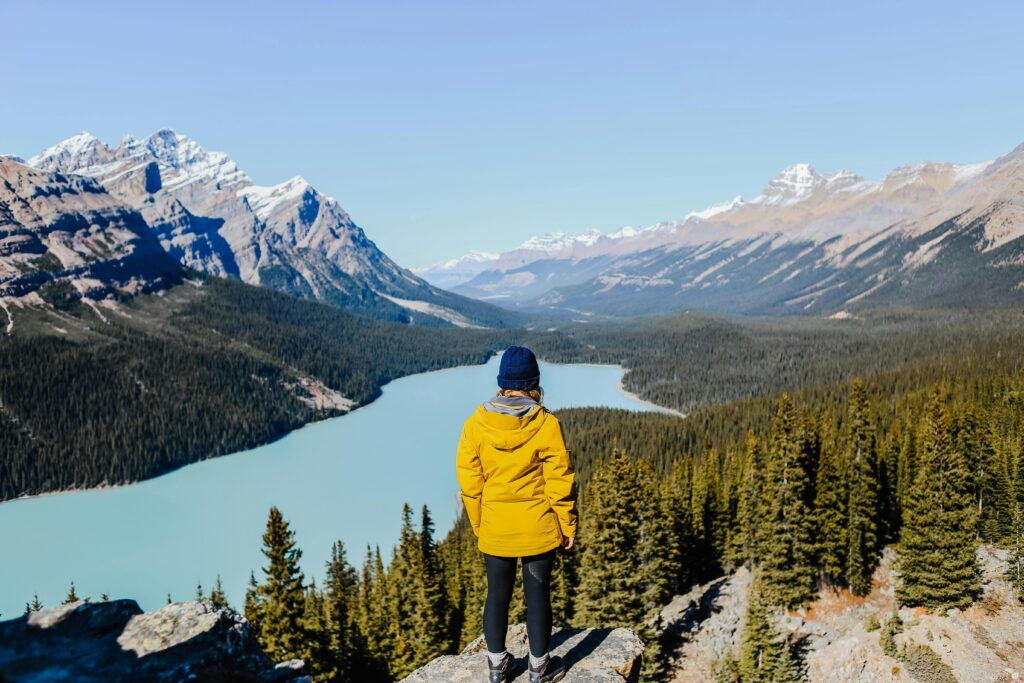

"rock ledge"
[401, 623, 643, 682]
[0, 599, 308, 683]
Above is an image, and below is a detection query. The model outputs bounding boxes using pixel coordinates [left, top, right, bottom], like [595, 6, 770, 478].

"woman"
[456, 345, 577, 683]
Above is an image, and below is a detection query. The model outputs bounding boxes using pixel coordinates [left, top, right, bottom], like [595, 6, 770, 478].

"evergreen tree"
[412, 506, 451, 664]
[896, 391, 981, 609]
[955, 403, 1008, 542]
[760, 395, 817, 609]
[302, 580, 331, 682]
[29, 594, 43, 612]
[879, 608, 903, 657]
[896, 422, 917, 519]
[195, 581, 205, 601]
[63, 581, 79, 605]
[691, 452, 724, 582]
[664, 458, 696, 593]
[387, 504, 421, 679]
[250, 506, 309, 663]
[877, 421, 903, 545]
[738, 575, 777, 682]
[209, 576, 229, 609]
[813, 419, 846, 587]
[770, 637, 804, 683]
[323, 541, 361, 681]
[1007, 439, 1024, 600]
[355, 546, 392, 682]
[732, 433, 766, 570]
[845, 380, 879, 596]
[576, 451, 665, 628]
[244, 570, 264, 634]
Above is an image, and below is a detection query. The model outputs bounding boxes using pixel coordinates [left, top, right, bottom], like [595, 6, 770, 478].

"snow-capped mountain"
[419, 143, 1024, 316]
[26, 130, 521, 328]
[0, 157, 181, 330]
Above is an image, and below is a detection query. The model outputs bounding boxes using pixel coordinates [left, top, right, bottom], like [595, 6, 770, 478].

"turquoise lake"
[0, 357, 666, 617]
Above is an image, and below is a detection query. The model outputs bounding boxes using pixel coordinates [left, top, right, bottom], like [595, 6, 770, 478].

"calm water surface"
[0, 357, 667, 616]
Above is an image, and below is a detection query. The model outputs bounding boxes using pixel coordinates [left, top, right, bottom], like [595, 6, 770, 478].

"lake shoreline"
[4, 352, 679, 506]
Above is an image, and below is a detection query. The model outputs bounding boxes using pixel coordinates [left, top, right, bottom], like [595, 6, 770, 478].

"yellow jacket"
[456, 404, 577, 557]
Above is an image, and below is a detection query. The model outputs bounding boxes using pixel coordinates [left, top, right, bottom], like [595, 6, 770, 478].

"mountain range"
[416, 143, 1024, 317]
[13, 130, 520, 328]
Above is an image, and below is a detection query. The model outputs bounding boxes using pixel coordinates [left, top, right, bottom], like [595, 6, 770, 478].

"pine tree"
[411, 506, 451, 664]
[877, 421, 903, 545]
[732, 433, 766, 570]
[738, 575, 777, 682]
[845, 380, 879, 597]
[29, 594, 43, 612]
[551, 545, 578, 626]
[896, 421, 917, 518]
[575, 451, 653, 627]
[760, 395, 817, 609]
[770, 637, 804, 683]
[387, 504, 421, 679]
[955, 403, 1008, 542]
[355, 546, 392, 682]
[813, 419, 846, 587]
[664, 458, 696, 593]
[64, 581, 79, 604]
[1007, 438, 1024, 600]
[691, 452, 724, 582]
[323, 540, 361, 681]
[209, 576, 229, 609]
[195, 581, 206, 602]
[636, 457, 674, 683]
[302, 580, 331, 682]
[244, 570, 264, 634]
[896, 391, 981, 609]
[250, 506, 309, 662]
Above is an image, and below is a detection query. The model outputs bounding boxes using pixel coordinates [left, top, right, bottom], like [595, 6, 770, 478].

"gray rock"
[400, 623, 644, 683]
[0, 599, 307, 683]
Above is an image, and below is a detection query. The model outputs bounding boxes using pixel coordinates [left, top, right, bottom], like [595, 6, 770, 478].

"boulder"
[400, 623, 644, 682]
[0, 599, 309, 683]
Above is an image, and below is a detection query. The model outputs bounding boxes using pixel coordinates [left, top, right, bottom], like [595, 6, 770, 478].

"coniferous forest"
[203, 333, 1024, 682]
[5, 277, 1024, 680]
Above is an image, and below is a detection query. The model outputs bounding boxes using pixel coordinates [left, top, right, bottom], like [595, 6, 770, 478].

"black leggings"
[483, 550, 555, 658]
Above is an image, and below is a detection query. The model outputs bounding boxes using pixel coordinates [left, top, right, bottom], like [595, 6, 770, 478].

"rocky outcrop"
[0, 157, 181, 305]
[400, 623, 644, 683]
[0, 599, 308, 683]
[663, 547, 1024, 682]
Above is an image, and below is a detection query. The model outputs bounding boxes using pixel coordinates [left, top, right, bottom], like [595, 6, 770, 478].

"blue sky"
[5, 1, 1023, 267]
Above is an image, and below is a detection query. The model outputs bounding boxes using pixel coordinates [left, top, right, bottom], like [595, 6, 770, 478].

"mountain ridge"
[417, 143, 1023, 316]
[24, 130, 523, 328]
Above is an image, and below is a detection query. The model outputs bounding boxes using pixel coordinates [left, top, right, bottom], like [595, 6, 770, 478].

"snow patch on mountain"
[378, 293, 484, 328]
[238, 177, 313, 220]
[687, 196, 744, 220]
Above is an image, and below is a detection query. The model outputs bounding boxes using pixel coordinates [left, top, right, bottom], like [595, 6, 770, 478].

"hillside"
[419, 142, 1024, 317]
[21, 132, 523, 328]
[0, 276, 513, 501]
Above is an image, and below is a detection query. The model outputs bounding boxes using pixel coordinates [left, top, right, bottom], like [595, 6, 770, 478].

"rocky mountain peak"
[28, 131, 112, 174]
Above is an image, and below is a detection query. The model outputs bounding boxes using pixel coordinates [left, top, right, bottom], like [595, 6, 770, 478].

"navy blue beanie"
[497, 345, 540, 390]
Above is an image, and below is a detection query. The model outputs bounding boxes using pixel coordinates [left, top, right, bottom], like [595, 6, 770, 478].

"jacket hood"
[470, 403, 548, 450]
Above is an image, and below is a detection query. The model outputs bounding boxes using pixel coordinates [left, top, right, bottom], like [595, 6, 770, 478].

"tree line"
[215, 356, 1024, 682]
[0, 277, 513, 501]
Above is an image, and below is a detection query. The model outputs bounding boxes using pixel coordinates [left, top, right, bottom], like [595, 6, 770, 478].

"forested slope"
[202, 326, 1024, 682]
[0, 277, 514, 501]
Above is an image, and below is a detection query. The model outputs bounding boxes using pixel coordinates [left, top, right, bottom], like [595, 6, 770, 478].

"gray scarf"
[483, 393, 541, 417]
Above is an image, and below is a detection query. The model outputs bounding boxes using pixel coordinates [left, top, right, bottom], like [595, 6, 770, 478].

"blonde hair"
[497, 387, 543, 405]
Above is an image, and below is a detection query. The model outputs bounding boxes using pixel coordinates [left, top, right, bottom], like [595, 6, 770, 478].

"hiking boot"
[529, 655, 566, 683]
[487, 651, 513, 683]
